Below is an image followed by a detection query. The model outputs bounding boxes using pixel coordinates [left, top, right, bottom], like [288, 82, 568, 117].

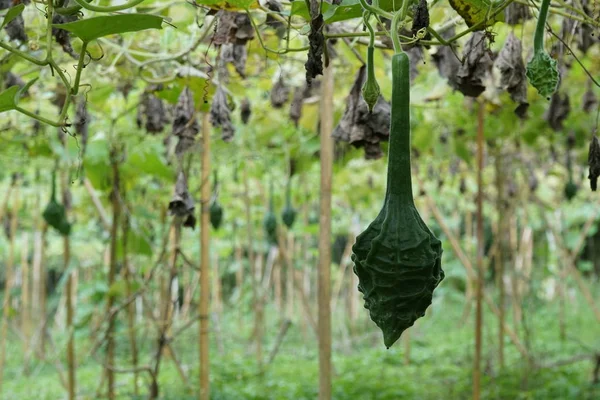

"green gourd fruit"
[209, 170, 224, 230]
[351, 52, 444, 349]
[526, 0, 559, 98]
[361, 12, 380, 113]
[281, 180, 297, 229]
[210, 199, 223, 230]
[264, 181, 278, 243]
[43, 170, 71, 236]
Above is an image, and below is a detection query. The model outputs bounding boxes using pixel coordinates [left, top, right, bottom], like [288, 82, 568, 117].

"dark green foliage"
[43, 171, 71, 236]
[351, 53, 444, 349]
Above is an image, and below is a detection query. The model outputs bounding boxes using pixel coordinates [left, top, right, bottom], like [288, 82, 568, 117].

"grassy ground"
[3, 288, 599, 400]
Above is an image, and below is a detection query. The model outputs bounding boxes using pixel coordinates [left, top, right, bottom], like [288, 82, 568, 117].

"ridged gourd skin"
[351, 53, 444, 349]
[209, 200, 223, 230]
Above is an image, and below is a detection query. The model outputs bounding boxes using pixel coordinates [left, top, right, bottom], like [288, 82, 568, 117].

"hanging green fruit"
[43, 169, 71, 236]
[210, 170, 224, 230]
[351, 47, 444, 349]
[361, 11, 380, 113]
[264, 180, 278, 243]
[281, 179, 297, 229]
[525, 0, 559, 98]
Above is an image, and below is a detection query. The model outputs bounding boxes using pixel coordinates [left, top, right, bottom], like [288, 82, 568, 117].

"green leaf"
[52, 14, 164, 43]
[0, 78, 36, 113]
[1, 4, 25, 29]
[0, 86, 20, 113]
[447, 0, 504, 30]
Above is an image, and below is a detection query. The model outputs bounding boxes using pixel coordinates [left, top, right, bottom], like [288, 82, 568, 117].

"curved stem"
[390, 9, 404, 54]
[71, 0, 145, 13]
[363, 11, 375, 48]
[534, 0, 552, 53]
[358, 0, 394, 19]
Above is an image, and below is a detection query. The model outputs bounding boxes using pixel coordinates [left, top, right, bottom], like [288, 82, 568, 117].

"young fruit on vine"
[526, 0, 559, 98]
[351, 51, 444, 349]
[210, 200, 223, 230]
[281, 180, 297, 229]
[264, 181, 278, 243]
[43, 170, 71, 236]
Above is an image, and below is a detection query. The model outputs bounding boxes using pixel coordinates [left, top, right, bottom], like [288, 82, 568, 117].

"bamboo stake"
[199, 113, 211, 400]
[21, 232, 31, 359]
[473, 100, 485, 400]
[318, 61, 334, 400]
[0, 181, 17, 394]
[494, 150, 506, 368]
[83, 177, 111, 231]
[285, 234, 294, 318]
[122, 211, 139, 396]
[423, 196, 529, 358]
[106, 153, 121, 400]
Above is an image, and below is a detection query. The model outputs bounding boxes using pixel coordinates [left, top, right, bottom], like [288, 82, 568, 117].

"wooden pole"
[318, 62, 334, 400]
[21, 232, 31, 357]
[494, 149, 506, 368]
[199, 113, 211, 400]
[0, 180, 17, 395]
[473, 100, 485, 400]
[63, 166, 76, 400]
[106, 151, 121, 400]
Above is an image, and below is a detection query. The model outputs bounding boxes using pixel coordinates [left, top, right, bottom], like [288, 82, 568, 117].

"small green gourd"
[209, 170, 224, 230]
[43, 170, 71, 236]
[351, 51, 444, 349]
[361, 11, 380, 113]
[264, 181, 278, 243]
[210, 199, 223, 230]
[526, 0, 559, 98]
[281, 179, 297, 229]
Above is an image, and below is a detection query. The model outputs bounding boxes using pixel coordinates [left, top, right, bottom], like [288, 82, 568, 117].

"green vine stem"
[534, 0, 551, 53]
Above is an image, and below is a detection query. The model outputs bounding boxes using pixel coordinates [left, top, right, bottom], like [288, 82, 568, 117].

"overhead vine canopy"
[0, 0, 599, 349]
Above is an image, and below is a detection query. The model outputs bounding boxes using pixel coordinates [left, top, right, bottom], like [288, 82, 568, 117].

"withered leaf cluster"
[545, 92, 570, 131]
[213, 11, 254, 80]
[270, 76, 289, 108]
[169, 171, 196, 229]
[504, 2, 531, 25]
[172, 87, 200, 156]
[210, 85, 235, 142]
[411, 0, 431, 41]
[137, 86, 170, 134]
[221, 43, 247, 78]
[589, 135, 600, 191]
[456, 32, 493, 97]
[305, 3, 324, 86]
[52, 15, 78, 59]
[332, 66, 391, 160]
[74, 98, 89, 156]
[495, 32, 529, 118]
